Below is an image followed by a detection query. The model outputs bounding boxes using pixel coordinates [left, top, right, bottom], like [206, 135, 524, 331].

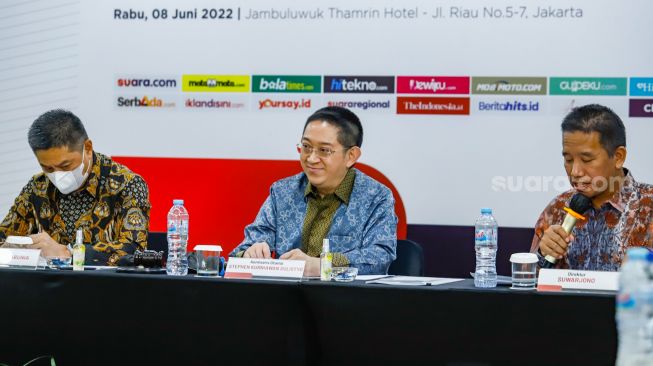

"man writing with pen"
[230, 106, 398, 276]
[0, 109, 151, 266]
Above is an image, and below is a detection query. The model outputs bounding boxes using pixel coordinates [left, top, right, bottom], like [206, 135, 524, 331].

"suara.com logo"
[324, 76, 394, 94]
[258, 98, 312, 110]
[472, 77, 547, 95]
[117, 96, 175, 108]
[182, 75, 249, 92]
[253, 75, 321, 93]
[116, 78, 177, 88]
[550, 77, 627, 96]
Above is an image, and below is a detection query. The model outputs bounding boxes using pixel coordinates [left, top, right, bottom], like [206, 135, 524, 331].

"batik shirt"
[530, 169, 653, 271]
[0, 152, 151, 266]
[230, 168, 398, 275]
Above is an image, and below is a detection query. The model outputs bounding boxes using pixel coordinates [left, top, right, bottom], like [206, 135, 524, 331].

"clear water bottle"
[166, 199, 189, 276]
[474, 208, 498, 288]
[615, 247, 651, 366]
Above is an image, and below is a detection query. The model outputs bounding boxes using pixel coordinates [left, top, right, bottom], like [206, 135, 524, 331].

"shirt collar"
[304, 168, 356, 204]
[604, 168, 635, 213]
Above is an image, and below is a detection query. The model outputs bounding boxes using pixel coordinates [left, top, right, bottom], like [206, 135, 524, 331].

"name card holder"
[224, 257, 305, 279]
[0, 248, 42, 270]
[537, 268, 619, 292]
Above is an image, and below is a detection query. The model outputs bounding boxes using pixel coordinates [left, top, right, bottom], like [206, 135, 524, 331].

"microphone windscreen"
[569, 193, 593, 214]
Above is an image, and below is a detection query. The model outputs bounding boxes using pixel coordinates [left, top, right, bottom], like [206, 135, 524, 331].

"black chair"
[147, 231, 168, 256]
[388, 239, 424, 276]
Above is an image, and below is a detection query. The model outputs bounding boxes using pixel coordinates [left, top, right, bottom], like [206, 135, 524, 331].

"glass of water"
[194, 245, 222, 277]
[510, 253, 538, 290]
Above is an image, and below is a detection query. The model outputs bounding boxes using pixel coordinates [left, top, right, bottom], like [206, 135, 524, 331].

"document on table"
[366, 276, 464, 286]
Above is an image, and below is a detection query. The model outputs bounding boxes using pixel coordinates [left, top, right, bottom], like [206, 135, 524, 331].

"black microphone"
[541, 193, 593, 268]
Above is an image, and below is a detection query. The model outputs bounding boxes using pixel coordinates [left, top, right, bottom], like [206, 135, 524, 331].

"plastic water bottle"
[615, 247, 652, 366]
[166, 199, 189, 276]
[474, 208, 498, 288]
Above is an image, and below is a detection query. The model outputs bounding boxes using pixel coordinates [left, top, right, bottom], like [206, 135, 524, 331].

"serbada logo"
[258, 98, 311, 110]
[253, 75, 321, 93]
[182, 75, 249, 92]
[117, 96, 175, 108]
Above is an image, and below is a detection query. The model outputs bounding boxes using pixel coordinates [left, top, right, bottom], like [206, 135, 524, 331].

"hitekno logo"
[252, 75, 321, 93]
[258, 98, 312, 110]
[182, 75, 249, 92]
[397, 76, 470, 94]
[396, 97, 470, 115]
[472, 77, 547, 95]
[324, 76, 394, 94]
[117, 96, 175, 108]
[550, 77, 627, 96]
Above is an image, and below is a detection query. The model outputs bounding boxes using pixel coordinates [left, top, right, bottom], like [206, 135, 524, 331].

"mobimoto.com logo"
[117, 96, 175, 107]
[258, 98, 311, 110]
[117, 78, 177, 88]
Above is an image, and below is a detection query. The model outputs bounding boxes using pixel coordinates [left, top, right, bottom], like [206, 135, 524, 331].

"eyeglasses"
[296, 143, 351, 159]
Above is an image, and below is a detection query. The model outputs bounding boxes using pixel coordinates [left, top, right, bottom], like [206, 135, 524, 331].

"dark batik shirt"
[530, 169, 653, 271]
[0, 152, 151, 266]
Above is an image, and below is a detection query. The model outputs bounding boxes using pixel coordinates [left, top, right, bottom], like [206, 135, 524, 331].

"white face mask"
[46, 150, 90, 195]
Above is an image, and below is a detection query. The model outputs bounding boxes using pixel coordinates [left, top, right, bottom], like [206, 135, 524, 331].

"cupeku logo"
[629, 78, 653, 97]
[550, 77, 627, 96]
[478, 100, 541, 112]
[117, 96, 175, 108]
[182, 75, 249, 92]
[397, 76, 470, 94]
[326, 100, 391, 110]
[117, 78, 177, 88]
[258, 98, 312, 110]
[629, 99, 653, 118]
[324, 76, 394, 94]
[252, 75, 321, 93]
[396, 97, 470, 115]
[472, 77, 547, 95]
[185, 98, 246, 109]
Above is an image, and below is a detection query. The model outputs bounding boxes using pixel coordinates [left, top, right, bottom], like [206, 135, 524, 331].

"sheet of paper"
[367, 276, 464, 286]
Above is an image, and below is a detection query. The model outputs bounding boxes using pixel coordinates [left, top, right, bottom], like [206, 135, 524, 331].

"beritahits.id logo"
[324, 76, 394, 93]
[116, 96, 175, 108]
[477, 100, 541, 112]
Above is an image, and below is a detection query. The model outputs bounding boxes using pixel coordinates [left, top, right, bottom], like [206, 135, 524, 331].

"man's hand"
[28, 232, 70, 258]
[279, 249, 320, 277]
[538, 225, 574, 260]
[243, 242, 272, 259]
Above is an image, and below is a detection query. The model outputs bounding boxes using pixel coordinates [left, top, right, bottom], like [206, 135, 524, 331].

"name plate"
[0, 248, 42, 269]
[224, 257, 305, 279]
[537, 269, 619, 292]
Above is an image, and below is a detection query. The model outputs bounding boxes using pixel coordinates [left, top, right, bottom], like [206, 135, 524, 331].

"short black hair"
[28, 109, 88, 152]
[303, 106, 363, 148]
[561, 104, 626, 157]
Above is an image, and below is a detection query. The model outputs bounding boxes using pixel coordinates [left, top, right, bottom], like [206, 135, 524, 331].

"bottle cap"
[481, 208, 492, 214]
[76, 229, 83, 245]
[626, 247, 649, 261]
[322, 238, 330, 252]
[173, 199, 184, 205]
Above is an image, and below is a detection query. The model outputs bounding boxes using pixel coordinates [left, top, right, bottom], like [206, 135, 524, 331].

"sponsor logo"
[116, 78, 177, 88]
[478, 100, 540, 112]
[397, 76, 469, 94]
[252, 75, 321, 93]
[258, 98, 312, 110]
[185, 98, 246, 109]
[396, 96, 470, 115]
[550, 77, 627, 95]
[182, 75, 249, 92]
[630, 77, 653, 97]
[629, 99, 653, 117]
[324, 76, 394, 94]
[326, 99, 391, 110]
[116, 96, 175, 108]
[472, 77, 547, 95]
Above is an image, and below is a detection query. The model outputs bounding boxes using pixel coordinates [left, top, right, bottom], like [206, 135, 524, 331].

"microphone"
[542, 193, 593, 268]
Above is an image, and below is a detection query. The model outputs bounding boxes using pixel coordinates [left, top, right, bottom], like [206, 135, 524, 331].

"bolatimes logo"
[472, 77, 547, 95]
[185, 98, 246, 109]
[117, 78, 177, 88]
[397, 96, 470, 115]
[252, 75, 321, 93]
[258, 98, 311, 110]
[324, 76, 394, 94]
[397, 76, 470, 94]
[550, 77, 627, 96]
[629, 99, 653, 118]
[182, 75, 249, 92]
[117, 96, 175, 108]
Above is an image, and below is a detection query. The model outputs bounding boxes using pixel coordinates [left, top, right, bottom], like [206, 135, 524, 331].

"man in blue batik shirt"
[230, 106, 397, 276]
